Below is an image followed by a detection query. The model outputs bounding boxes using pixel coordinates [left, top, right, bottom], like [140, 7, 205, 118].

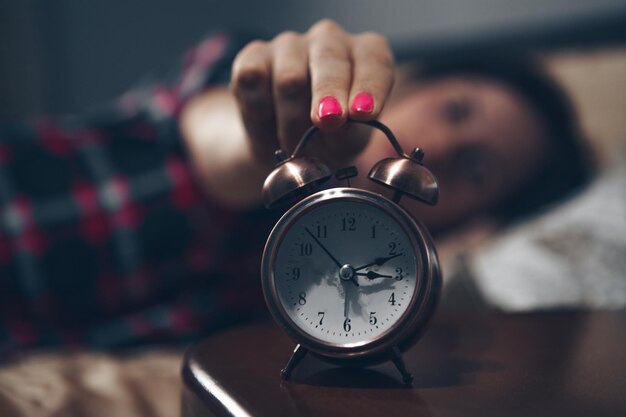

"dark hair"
[416, 52, 594, 223]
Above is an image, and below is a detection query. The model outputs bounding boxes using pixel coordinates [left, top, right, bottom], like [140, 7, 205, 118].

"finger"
[271, 32, 312, 153]
[307, 20, 351, 131]
[230, 40, 278, 163]
[348, 32, 395, 121]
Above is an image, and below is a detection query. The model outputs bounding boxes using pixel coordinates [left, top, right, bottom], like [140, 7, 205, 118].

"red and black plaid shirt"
[0, 33, 278, 354]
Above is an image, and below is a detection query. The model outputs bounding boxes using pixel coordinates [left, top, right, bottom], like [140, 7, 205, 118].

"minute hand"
[354, 253, 403, 271]
[304, 227, 342, 268]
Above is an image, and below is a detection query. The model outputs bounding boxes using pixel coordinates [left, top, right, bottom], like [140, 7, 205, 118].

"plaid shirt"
[0, 33, 278, 354]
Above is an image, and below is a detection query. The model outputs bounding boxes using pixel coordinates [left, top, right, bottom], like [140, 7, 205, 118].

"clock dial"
[273, 199, 420, 346]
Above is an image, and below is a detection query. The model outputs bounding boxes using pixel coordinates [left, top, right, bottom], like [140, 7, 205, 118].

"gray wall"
[1, 0, 625, 119]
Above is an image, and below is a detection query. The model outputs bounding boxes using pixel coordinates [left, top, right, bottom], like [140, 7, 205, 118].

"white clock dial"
[273, 200, 420, 346]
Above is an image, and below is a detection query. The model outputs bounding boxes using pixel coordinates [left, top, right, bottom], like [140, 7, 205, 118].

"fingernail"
[351, 92, 374, 113]
[318, 96, 342, 119]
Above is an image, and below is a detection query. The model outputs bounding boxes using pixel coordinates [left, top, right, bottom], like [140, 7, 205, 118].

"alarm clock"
[260, 120, 441, 385]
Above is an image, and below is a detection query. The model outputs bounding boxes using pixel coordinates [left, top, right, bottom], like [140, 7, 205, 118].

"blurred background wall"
[1, 0, 626, 120]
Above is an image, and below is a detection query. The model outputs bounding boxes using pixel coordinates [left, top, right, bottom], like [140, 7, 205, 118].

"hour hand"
[356, 271, 394, 280]
[354, 253, 403, 271]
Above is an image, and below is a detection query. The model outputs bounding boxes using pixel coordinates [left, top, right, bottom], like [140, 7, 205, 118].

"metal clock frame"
[261, 187, 441, 384]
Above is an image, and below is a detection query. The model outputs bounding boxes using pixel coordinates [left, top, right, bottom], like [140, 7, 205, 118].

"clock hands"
[304, 227, 359, 287]
[303, 226, 402, 286]
[353, 253, 403, 272]
[355, 271, 394, 280]
[304, 227, 342, 268]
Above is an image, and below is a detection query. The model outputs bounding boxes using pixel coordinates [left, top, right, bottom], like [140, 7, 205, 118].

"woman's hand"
[181, 20, 395, 207]
[231, 19, 395, 167]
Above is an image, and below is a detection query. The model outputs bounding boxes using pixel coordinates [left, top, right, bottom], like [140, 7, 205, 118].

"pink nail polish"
[318, 96, 342, 119]
[351, 93, 374, 113]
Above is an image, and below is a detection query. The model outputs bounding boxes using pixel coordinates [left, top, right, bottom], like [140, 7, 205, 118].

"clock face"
[269, 196, 422, 347]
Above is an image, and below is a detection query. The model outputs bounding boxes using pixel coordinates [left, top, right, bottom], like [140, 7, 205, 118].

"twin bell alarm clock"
[260, 120, 441, 386]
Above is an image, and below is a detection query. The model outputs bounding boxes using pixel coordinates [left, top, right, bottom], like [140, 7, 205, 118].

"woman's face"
[356, 76, 549, 233]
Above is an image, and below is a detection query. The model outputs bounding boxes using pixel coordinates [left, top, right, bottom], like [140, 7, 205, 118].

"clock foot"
[281, 344, 308, 380]
[390, 346, 413, 387]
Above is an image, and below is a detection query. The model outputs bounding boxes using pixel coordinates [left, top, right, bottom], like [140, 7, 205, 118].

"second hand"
[304, 228, 359, 287]
[304, 227, 342, 268]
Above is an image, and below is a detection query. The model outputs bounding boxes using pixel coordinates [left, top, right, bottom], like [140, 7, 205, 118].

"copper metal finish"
[292, 120, 405, 158]
[262, 157, 332, 208]
[368, 152, 439, 206]
[263, 120, 439, 208]
[260, 188, 441, 364]
[334, 166, 358, 182]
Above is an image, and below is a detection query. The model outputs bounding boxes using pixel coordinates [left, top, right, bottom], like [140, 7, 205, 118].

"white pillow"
[468, 158, 626, 311]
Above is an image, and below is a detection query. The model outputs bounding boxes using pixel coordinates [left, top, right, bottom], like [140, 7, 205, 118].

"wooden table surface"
[182, 311, 626, 417]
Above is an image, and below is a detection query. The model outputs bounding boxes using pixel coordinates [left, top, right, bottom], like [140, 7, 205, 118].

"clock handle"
[262, 119, 439, 208]
[292, 119, 406, 159]
[291, 119, 439, 206]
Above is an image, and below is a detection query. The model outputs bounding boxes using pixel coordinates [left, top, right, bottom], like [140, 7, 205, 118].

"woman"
[0, 18, 600, 417]
[0, 20, 589, 352]
[182, 19, 590, 232]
